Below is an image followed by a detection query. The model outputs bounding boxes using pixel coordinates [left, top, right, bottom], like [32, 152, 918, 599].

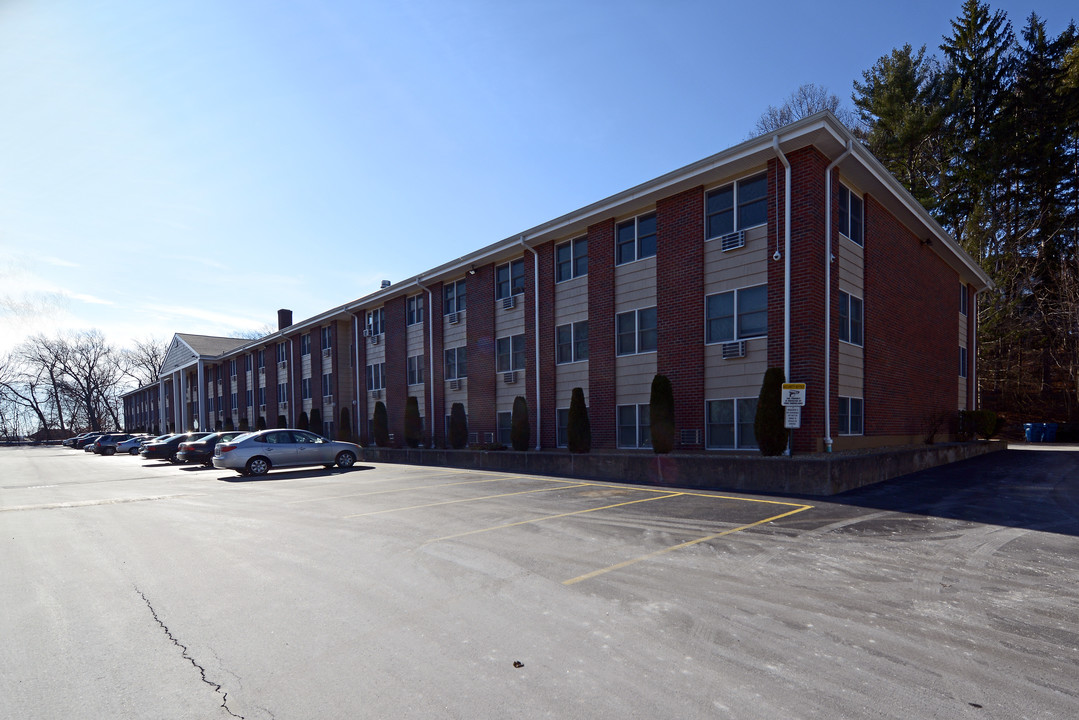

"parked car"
[176, 431, 246, 466]
[212, 429, 360, 476]
[82, 435, 108, 452]
[116, 436, 149, 455]
[63, 432, 93, 447]
[140, 432, 212, 463]
[92, 433, 134, 455]
[73, 434, 104, 449]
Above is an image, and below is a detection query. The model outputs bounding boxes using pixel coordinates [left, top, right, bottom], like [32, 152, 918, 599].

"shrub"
[372, 401, 389, 447]
[754, 367, 788, 456]
[255, 415, 267, 431]
[404, 396, 422, 448]
[310, 408, 322, 436]
[223, 417, 234, 431]
[449, 403, 468, 449]
[511, 396, 530, 451]
[238, 417, 249, 431]
[339, 408, 352, 442]
[297, 411, 309, 431]
[962, 409, 1003, 440]
[649, 374, 675, 454]
[277, 414, 287, 429]
[567, 387, 591, 454]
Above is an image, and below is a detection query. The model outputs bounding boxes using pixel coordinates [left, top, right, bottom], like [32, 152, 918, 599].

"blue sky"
[1, 0, 1074, 356]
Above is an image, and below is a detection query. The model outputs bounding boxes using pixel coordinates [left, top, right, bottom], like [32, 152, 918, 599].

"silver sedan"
[212, 429, 361, 476]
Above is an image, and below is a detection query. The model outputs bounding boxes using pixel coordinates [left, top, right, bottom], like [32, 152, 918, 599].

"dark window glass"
[738, 174, 767, 229]
[637, 213, 657, 259]
[706, 186, 734, 239]
[616, 220, 636, 265]
[738, 285, 768, 339]
[706, 292, 734, 343]
[638, 307, 657, 352]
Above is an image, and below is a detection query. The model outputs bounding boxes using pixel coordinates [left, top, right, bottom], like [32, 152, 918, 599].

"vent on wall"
[448, 312, 460, 324]
[503, 371, 517, 384]
[720, 230, 745, 252]
[502, 296, 516, 310]
[721, 340, 746, 359]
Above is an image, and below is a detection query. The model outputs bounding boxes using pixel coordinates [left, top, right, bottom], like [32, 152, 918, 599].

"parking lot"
[2, 445, 1077, 719]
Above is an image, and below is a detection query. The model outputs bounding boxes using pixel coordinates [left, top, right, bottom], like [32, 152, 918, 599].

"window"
[705, 285, 767, 343]
[366, 308, 384, 336]
[959, 284, 968, 316]
[365, 364, 384, 391]
[230, 392, 237, 409]
[444, 279, 467, 314]
[838, 291, 863, 346]
[959, 346, 968, 378]
[497, 411, 512, 446]
[322, 372, 333, 396]
[277, 382, 288, 403]
[496, 259, 525, 299]
[277, 342, 287, 363]
[246, 389, 253, 408]
[445, 347, 467, 380]
[245, 354, 252, 373]
[706, 398, 758, 449]
[617, 404, 651, 448]
[496, 334, 525, 372]
[838, 397, 864, 435]
[407, 295, 424, 326]
[258, 387, 266, 406]
[301, 378, 311, 400]
[321, 326, 332, 350]
[257, 349, 265, 369]
[407, 354, 424, 385]
[706, 173, 767, 239]
[838, 185, 864, 246]
[616, 307, 657, 356]
[556, 236, 588, 282]
[556, 408, 569, 448]
[556, 321, 588, 364]
[229, 359, 237, 377]
[300, 333, 311, 356]
[616, 212, 657, 265]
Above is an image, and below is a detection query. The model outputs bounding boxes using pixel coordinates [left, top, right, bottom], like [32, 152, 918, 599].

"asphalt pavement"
[1, 444, 1076, 719]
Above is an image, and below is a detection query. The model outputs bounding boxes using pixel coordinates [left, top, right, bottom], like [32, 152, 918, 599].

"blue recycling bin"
[1024, 423, 1043, 442]
[1044, 423, 1058, 442]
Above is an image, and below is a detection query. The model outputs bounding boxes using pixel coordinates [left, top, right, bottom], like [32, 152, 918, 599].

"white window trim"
[616, 403, 651, 449]
[555, 321, 588, 365]
[838, 290, 864, 348]
[704, 171, 768, 240]
[838, 396, 864, 436]
[704, 397, 758, 450]
[495, 259, 526, 300]
[555, 236, 588, 283]
[838, 183, 864, 246]
[704, 284, 768, 344]
[616, 307, 657, 356]
[615, 211, 657, 266]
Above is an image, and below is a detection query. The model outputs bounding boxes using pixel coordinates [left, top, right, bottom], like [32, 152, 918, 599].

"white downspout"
[771, 137, 791, 454]
[523, 237, 541, 450]
[824, 139, 853, 452]
[353, 314, 361, 440]
[416, 277, 436, 448]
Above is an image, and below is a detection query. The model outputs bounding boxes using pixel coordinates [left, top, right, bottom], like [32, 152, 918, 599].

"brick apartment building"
[122, 111, 991, 453]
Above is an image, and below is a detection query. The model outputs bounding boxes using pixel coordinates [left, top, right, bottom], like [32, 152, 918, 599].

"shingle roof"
[175, 333, 250, 357]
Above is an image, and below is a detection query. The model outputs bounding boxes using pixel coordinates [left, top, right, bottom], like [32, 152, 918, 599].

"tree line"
[0, 332, 167, 440]
[852, 0, 1079, 420]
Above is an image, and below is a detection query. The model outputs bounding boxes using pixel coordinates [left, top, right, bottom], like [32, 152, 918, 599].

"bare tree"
[231, 324, 275, 340]
[753, 83, 857, 136]
[121, 335, 169, 388]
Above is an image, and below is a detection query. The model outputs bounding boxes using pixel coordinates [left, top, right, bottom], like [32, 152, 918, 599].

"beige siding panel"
[958, 378, 968, 410]
[704, 339, 768, 397]
[703, 225, 769, 294]
[497, 370, 526, 407]
[615, 352, 657, 402]
[837, 342, 864, 397]
[614, 257, 656, 312]
[555, 275, 588, 324]
[495, 302, 525, 336]
[443, 317, 467, 346]
[959, 315, 968, 345]
[838, 236, 865, 294]
[364, 339, 385, 364]
[556, 362, 589, 406]
[407, 324, 425, 354]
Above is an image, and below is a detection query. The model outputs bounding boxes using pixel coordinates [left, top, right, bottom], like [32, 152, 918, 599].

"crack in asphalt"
[136, 587, 245, 719]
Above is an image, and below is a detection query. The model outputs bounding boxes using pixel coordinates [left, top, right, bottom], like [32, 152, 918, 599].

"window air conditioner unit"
[279, 401, 287, 410]
[447, 311, 460, 324]
[323, 394, 333, 404]
[258, 366, 265, 374]
[322, 348, 332, 357]
[363, 328, 371, 337]
[369, 389, 381, 399]
[468, 432, 479, 445]
[503, 371, 517, 384]
[483, 432, 494, 444]
[449, 378, 462, 391]
[259, 404, 266, 412]
[371, 335, 379, 345]
[720, 230, 746, 252]
[502, 296, 516, 310]
[278, 361, 287, 370]
[722, 340, 747, 359]
[680, 429, 702, 445]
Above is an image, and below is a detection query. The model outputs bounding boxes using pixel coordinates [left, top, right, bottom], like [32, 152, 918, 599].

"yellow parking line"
[562, 504, 813, 585]
[343, 483, 589, 518]
[288, 476, 519, 504]
[426, 492, 684, 544]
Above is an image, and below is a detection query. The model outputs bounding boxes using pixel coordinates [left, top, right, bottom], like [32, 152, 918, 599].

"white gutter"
[823, 139, 854, 452]
[522, 238, 541, 450]
[416, 276, 436, 448]
[771, 138, 792, 382]
[288, 336, 295, 428]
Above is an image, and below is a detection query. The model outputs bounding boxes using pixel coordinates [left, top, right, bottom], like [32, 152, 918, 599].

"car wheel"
[103, 447, 116, 456]
[246, 456, 270, 476]
[335, 451, 356, 469]
[130, 447, 139, 455]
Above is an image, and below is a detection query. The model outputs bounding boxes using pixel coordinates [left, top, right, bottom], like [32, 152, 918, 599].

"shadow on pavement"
[218, 465, 375, 483]
[811, 448, 1079, 537]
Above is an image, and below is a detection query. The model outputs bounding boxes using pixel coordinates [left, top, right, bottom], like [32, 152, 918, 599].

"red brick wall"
[535, 241, 557, 448]
[864, 195, 959, 435]
[965, 284, 976, 410]
[354, 315, 368, 442]
[656, 186, 705, 447]
[587, 218, 616, 449]
[428, 282, 445, 446]
[467, 263, 496, 439]
[384, 297, 407, 442]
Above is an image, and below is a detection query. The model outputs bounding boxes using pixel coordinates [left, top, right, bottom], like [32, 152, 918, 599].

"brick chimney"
[277, 309, 293, 331]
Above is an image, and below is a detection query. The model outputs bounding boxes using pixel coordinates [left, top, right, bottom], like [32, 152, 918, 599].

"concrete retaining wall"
[360, 441, 1007, 496]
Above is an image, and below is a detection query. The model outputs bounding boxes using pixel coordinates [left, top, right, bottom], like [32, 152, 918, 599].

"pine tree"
[754, 368, 788, 456]
[511, 396, 529, 451]
[567, 387, 591, 454]
[649, 374, 675, 454]
[449, 403, 468, 449]
[404, 396, 422, 448]
[372, 401, 389, 447]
